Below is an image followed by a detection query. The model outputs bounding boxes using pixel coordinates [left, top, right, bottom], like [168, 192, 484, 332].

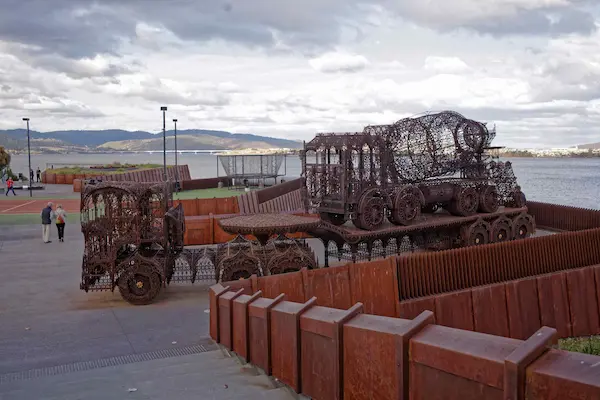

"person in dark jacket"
[41, 202, 53, 243]
[36, 168, 41, 183]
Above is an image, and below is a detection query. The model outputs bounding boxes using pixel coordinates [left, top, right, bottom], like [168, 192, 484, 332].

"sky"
[1, 0, 600, 148]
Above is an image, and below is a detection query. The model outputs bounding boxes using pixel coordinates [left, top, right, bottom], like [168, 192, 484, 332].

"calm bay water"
[9, 153, 600, 209]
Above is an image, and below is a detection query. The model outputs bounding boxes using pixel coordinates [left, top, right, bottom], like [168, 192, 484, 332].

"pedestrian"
[36, 168, 41, 182]
[5, 177, 16, 196]
[29, 169, 34, 183]
[41, 202, 53, 243]
[52, 204, 67, 242]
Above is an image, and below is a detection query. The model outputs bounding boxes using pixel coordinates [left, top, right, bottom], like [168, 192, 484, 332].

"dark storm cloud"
[0, 0, 367, 59]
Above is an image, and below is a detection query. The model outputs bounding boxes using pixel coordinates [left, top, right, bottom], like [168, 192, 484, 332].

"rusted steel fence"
[527, 201, 600, 231]
[209, 284, 600, 400]
[397, 227, 600, 300]
[220, 225, 600, 340]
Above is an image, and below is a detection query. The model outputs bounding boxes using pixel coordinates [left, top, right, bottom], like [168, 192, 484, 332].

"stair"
[0, 348, 294, 400]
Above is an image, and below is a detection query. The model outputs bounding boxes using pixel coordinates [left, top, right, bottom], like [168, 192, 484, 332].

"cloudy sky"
[1, 0, 599, 147]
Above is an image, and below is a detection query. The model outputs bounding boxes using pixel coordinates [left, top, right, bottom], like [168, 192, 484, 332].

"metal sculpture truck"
[79, 181, 185, 305]
[302, 111, 526, 231]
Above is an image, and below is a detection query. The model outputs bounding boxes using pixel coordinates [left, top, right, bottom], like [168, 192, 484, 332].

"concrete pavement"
[0, 225, 293, 399]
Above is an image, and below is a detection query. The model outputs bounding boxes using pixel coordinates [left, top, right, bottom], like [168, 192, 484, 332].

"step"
[0, 350, 293, 400]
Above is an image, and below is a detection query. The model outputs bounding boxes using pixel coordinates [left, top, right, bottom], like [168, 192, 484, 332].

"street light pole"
[22, 117, 32, 198]
[173, 118, 179, 191]
[160, 106, 167, 181]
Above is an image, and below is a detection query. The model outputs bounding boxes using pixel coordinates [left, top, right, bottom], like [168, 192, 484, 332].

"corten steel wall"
[182, 212, 313, 246]
[208, 284, 600, 400]
[51, 165, 191, 185]
[527, 201, 600, 231]
[239, 178, 307, 215]
[174, 197, 240, 217]
[397, 227, 600, 300]
[220, 228, 600, 340]
[181, 176, 233, 190]
[256, 178, 304, 203]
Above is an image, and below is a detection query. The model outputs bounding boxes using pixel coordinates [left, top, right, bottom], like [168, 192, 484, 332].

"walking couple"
[41, 202, 67, 243]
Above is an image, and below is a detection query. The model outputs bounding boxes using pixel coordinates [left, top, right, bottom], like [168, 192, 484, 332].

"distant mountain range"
[0, 129, 303, 153]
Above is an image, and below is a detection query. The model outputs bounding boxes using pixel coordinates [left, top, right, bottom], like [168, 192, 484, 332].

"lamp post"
[160, 106, 167, 181]
[173, 118, 179, 191]
[22, 117, 32, 198]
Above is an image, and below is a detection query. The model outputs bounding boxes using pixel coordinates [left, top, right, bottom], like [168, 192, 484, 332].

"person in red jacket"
[5, 177, 16, 196]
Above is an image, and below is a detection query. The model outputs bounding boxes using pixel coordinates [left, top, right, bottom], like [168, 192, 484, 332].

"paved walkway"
[0, 225, 293, 398]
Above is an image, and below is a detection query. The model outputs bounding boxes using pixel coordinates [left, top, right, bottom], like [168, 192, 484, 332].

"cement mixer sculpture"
[302, 111, 527, 231]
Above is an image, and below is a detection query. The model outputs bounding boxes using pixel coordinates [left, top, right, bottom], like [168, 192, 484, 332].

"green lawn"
[559, 336, 600, 356]
[174, 188, 250, 200]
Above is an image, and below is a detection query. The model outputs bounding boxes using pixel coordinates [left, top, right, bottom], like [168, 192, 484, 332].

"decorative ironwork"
[301, 110, 527, 230]
[79, 181, 186, 305]
[317, 208, 535, 264]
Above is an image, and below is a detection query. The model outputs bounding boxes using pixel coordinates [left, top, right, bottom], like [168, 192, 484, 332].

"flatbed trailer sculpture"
[301, 111, 535, 259]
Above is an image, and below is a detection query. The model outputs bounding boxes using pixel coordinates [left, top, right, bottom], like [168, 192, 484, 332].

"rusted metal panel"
[343, 311, 433, 400]
[232, 291, 262, 361]
[396, 228, 600, 301]
[472, 283, 509, 337]
[197, 198, 218, 215]
[525, 349, 600, 399]
[503, 327, 557, 400]
[398, 297, 436, 320]
[303, 266, 353, 310]
[270, 298, 317, 392]
[434, 290, 474, 331]
[565, 267, 600, 336]
[218, 288, 245, 350]
[300, 304, 363, 400]
[222, 278, 253, 295]
[248, 294, 285, 373]
[258, 272, 306, 303]
[536, 273, 572, 338]
[410, 363, 504, 400]
[505, 277, 542, 340]
[183, 216, 212, 246]
[527, 201, 600, 231]
[410, 325, 521, 390]
[209, 284, 230, 341]
[348, 258, 398, 317]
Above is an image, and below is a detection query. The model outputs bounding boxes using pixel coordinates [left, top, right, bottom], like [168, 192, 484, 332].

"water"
[8, 153, 600, 209]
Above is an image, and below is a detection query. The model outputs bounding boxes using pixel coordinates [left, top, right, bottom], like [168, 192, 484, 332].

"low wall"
[43, 165, 191, 186]
[181, 177, 233, 191]
[210, 284, 600, 400]
[527, 201, 600, 231]
[183, 213, 311, 246]
[221, 226, 600, 340]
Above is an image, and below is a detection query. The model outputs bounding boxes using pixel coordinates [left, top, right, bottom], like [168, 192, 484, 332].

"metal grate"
[0, 340, 217, 384]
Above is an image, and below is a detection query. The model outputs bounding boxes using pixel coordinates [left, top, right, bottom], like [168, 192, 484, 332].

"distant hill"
[0, 129, 302, 152]
[577, 142, 600, 150]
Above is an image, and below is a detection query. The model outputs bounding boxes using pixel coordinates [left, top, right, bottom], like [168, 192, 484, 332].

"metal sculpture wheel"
[512, 213, 535, 239]
[390, 190, 421, 226]
[479, 185, 499, 214]
[118, 266, 162, 305]
[449, 187, 479, 217]
[320, 212, 346, 226]
[355, 188, 387, 230]
[422, 203, 440, 214]
[510, 188, 527, 208]
[218, 250, 263, 283]
[491, 217, 513, 242]
[462, 220, 491, 246]
[267, 250, 317, 275]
